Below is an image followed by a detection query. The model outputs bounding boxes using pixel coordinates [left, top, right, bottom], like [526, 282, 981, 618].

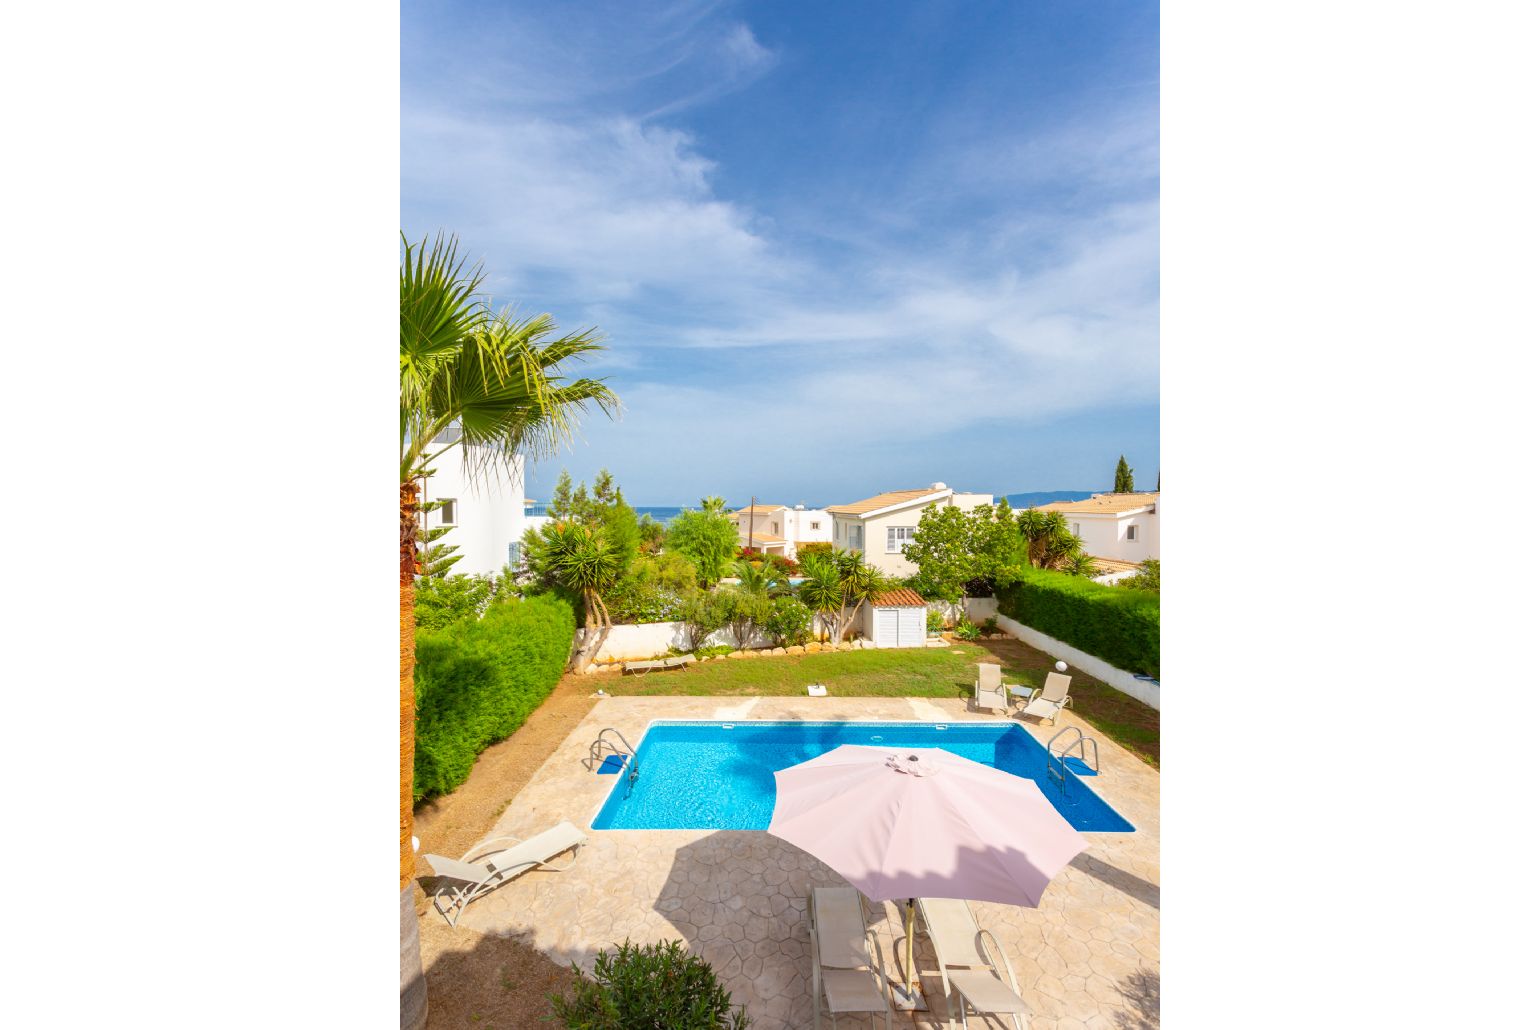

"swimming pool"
[591, 720, 1134, 833]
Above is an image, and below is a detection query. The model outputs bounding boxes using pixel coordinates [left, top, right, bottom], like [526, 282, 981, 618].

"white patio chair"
[974, 664, 1008, 713]
[808, 887, 892, 1030]
[423, 820, 587, 927]
[1021, 672, 1073, 725]
[915, 897, 1030, 1030]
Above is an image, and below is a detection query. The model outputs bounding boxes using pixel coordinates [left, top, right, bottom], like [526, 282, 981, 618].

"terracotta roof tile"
[1089, 555, 1143, 574]
[1035, 492, 1159, 516]
[730, 503, 786, 516]
[826, 488, 942, 516]
[869, 588, 928, 607]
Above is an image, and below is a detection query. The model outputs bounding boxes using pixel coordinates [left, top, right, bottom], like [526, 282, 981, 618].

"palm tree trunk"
[400, 481, 427, 1030]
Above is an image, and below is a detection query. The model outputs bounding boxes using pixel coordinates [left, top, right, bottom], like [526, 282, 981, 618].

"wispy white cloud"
[403, 2, 1158, 499]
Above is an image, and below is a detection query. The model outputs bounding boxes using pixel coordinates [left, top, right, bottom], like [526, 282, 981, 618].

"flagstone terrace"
[446, 695, 1158, 1029]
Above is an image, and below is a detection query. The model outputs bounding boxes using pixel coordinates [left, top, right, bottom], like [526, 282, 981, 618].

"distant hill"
[1000, 490, 1098, 509]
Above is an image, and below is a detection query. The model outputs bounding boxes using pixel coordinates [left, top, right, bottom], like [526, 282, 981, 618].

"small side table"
[1006, 685, 1035, 714]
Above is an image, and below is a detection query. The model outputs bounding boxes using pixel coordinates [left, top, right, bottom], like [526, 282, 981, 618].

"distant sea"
[528, 493, 1096, 523]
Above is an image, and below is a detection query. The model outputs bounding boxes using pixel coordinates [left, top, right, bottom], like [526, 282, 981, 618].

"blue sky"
[403, 0, 1159, 506]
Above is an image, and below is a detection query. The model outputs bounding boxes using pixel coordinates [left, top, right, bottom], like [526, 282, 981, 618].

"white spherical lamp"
[1054, 660, 1068, 673]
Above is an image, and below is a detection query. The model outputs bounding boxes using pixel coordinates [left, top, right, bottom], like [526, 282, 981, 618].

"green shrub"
[548, 939, 751, 1029]
[926, 608, 945, 635]
[719, 586, 771, 649]
[996, 567, 1159, 678]
[764, 595, 813, 646]
[953, 616, 981, 641]
[603, 578, 688, 624]
[681, 589, 732, 650]
[795, 541, 832, 561]
[413, 573, 493, 630]
[412, 593, 575, 801]
[693, 644, 735, 659]
[979, 616, 999, 636]
[1117, 558, 1160, 593]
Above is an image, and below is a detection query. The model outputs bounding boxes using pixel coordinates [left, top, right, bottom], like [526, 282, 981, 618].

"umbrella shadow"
[1070, 852, 1160, 911]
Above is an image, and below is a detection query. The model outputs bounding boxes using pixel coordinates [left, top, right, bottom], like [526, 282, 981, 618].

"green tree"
[719, 585, 772, 649]
[539, 521, 624, 668]
[399, 232, 615, 1029]
[901, 506, 972, 602]
[1017, 509, 1086, 572]
[637, 513, 666, 554]
[764, 595, 814, 647]
[666, 506, 740, 586]
[732, 557, 791, 598]
[1114, 455, 1134, 493]
[413, 495, 464, 577]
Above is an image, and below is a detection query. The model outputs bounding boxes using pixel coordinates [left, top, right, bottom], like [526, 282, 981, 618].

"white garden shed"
[862, 588, 928, 648]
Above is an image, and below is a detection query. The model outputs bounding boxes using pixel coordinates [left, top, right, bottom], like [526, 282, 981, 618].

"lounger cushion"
[948, 970, 1030, 1014]
[812, 887, 869, 968]
[1022, 698, 1064, 719]
[821, 969, 888, 1013]
[488, 821, 586, 874]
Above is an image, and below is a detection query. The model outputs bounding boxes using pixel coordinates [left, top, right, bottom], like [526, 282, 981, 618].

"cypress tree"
[1114, 455, 1134, 493]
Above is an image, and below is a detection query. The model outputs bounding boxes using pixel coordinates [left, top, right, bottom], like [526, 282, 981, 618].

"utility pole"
[746, 495, 756, 558]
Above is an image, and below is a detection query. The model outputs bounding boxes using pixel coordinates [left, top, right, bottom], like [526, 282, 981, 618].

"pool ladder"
[587, 727, 641, 788]
[1045, 726, 1099, 793]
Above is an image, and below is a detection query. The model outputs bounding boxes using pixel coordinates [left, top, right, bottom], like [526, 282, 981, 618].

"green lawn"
[603, 637, 1159, 767]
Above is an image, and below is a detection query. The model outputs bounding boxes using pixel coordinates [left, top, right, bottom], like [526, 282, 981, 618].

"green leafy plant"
[547, 939, 751, 1029]
[602, 579, 688, 624]
[666, 503, 742, 586]
[719, 585, 772, 649]
[763, 595, 814, 647]
[692, 644, 735, 660]
[413, 573, 493, 630]
[979, 616, 999, 636]
[413, 594, 576, 800]
[926, 608, 945, 635]
[681, 588, 731, 651]
[1118, 558, 1160, 593]
[996, 567, 1159, 677]
[953, 616, 981, 641]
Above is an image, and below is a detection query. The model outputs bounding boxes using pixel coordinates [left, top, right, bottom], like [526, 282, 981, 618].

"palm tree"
[796, 548, 889, 643]
[732, 557, 790, 598]
[399, 233, 616, 1028]
[543, 521, 624, 669]
[1017, 509, 1084, 571]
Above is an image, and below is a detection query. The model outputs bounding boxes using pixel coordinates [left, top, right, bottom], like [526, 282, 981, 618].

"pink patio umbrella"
[768, 744, 1087, 1008]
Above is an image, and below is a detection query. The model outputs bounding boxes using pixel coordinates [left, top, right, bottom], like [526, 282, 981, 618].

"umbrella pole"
[891, 897, 926, 1011]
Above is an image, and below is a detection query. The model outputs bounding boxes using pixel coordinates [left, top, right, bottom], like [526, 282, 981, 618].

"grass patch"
[603, 638, 1159, 767]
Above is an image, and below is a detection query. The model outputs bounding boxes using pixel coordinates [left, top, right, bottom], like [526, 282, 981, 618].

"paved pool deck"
[439, 695, 1159, 1029]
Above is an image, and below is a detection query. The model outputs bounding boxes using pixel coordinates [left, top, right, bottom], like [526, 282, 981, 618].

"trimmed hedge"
[412, 592, 576, 801]
[996, 567, 1159, 678]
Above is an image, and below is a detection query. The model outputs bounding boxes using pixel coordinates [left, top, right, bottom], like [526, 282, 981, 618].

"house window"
[848, 524, 863, 551]
[439, 499, 457, 526]
[507, 542, 521, 567]
[1126, 524, 1138, 541]
[772, 521, 779, 534]
[886, 526, 916, 553]
[810, 520, 820, 530]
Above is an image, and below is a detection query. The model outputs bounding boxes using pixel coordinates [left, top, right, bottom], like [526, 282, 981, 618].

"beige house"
[728, 502, 833, 559]
[1035, 492, 1159, 566]
[826, 483, 994, 577]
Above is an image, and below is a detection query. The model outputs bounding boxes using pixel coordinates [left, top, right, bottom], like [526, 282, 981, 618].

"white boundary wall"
[962, 597, 1160, 711]
[581, 621, 774, 662]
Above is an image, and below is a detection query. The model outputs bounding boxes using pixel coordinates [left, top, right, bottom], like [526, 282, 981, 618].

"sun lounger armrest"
[1026, 687, 1042, 704]
[975, 929, 1023, 997]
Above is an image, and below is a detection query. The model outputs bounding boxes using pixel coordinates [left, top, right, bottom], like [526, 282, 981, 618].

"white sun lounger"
[424, 820, 587, 927]
[974, 663, 1009, 713]
[809, 887, 892, 1030]
[1021, 672, 1073, 725]
[916, 897, 1030, 1030]
[622, 656, 689, 674]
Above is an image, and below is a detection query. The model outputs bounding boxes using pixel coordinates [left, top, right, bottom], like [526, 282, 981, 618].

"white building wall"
[1068, 508, 1159, 564]
[418, 450, 527, 577]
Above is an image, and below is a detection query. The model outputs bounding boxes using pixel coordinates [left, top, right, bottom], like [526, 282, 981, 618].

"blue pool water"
[591, 721, 1134, 833]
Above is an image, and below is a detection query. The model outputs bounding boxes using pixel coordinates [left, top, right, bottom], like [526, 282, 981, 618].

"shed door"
[874, 608, 899, 647]
[897, 608, 925, 648]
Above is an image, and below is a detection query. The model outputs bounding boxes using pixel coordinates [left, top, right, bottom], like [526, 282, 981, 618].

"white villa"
[416, 428, 530, 577]
[728, 503, 832, 559]
[1035, 491, 1160, 570]
[826, 483, 994, 578]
